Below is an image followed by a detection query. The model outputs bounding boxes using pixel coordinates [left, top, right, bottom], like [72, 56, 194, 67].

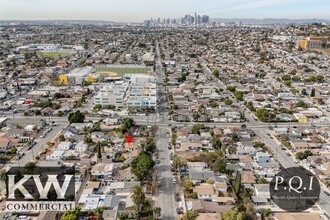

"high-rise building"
[202, 15, 209, 23]
[195, 12, 197, 25]
[144, 20, 151, 27]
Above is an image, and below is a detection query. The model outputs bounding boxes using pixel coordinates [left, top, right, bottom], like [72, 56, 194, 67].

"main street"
[154, 41, 178, 219]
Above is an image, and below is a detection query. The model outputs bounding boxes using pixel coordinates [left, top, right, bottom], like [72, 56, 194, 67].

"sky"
[0, 0, 329, 22]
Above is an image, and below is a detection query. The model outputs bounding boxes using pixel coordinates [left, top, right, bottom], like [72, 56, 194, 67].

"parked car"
[175, 193, 180, 202]
[172, 176, 176, 184]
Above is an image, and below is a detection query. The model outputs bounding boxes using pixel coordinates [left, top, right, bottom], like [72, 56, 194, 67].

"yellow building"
[300, 36, 327, 49]
[59, 75, 68, 84]
[294, 113, 308, 123]
[86, 75, 98, 83]
[300, 39, 308, 49]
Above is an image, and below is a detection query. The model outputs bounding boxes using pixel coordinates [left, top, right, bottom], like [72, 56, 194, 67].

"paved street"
[154, 41, 177, 219]
[0, 122, 68, 196]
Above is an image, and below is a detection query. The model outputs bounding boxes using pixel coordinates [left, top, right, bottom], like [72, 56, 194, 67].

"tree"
[222, 208, 244, 220]
[257, 178, 269, 184]
[212, 69, 219, 78]
[93, 206, 107, 218]
[83, 39, 89, 50]
[154, 207, 161, 219]
[296, 150, 313, 160]
[183, 210, 199, 220]
[97, 141, 102, 160]
[68, 110, 85, 123]
[35, 110, 41, 116]
[226, 86, 236, 92]
[192, 112, 200, 121]
[54, 92, 66, 99]
[212, 137, 222, 150]
[59, 134, 65, 141]
[262, 208, 272, 218]
[191, 192, 198, 199]
[282, 74, 291, 81]
[84, 136, 93, 143]
[208, 100, 218, 108]
[234, 91, 244, 101]
[224, 99, 233, 105]
[118, 212, 129, 220]
[144, 137, 156, 153]
[301, 88, 307, 95]
[284, 80, 292, 86]
[191, 124, 204, 134]
[184, 179, 194, 192]
[24, 162, 36, 174]
[173, 155, 182, 170]
[104, 105, 116, 110]
[295, 100, 308, 108]
[214, 158, 227, 173]
[61, 206, 81, 220]
[310, 88, 315, 97]
[232, 133, 239, 142]
[93, 104, 102, 111]
[255, 108, 271, 122]
[234, 172, 241, 194]
[122, 117, 135, 131]
[316, 75, 324, 82]
[131, 151, 154, 180]
[241, 124, 247, 130]
[0, 170, 6, 183]
[131, 185, 145, 216]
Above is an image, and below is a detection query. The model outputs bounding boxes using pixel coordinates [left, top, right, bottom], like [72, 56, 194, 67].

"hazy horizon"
[0, 0, 329, 22]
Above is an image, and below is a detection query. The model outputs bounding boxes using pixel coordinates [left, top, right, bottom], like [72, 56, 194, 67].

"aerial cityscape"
[0, 1, 330, 220]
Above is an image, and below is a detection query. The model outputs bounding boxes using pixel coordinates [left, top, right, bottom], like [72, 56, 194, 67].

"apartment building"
[126, 83, 157, 108]
[94, 75, 157, 108]
[94, 81, 129, 108]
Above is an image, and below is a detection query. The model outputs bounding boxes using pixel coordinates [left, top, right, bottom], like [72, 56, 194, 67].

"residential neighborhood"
[0, 17, 330, 220]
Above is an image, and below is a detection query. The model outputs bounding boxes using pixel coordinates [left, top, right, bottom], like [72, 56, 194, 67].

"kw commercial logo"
[5, 166, 75, 212]
[269, 167, 320, 211]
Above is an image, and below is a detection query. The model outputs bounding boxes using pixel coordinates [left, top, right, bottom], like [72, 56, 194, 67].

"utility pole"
[288, 119, 291, 131]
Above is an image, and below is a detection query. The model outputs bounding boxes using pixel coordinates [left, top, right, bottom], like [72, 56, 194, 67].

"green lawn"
[20, 51, 70, 58]
[96, 67, 151, 76]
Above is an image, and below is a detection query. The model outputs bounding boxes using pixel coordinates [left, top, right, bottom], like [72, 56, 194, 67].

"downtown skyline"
[0, 0, 330, 22]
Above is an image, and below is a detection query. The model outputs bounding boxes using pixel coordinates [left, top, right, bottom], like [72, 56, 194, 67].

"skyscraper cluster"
[144, 12, 209, 27]
[183, 13, 209, 25]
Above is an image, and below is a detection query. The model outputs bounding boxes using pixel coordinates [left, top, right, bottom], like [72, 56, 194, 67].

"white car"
[172, 176, 176, 184]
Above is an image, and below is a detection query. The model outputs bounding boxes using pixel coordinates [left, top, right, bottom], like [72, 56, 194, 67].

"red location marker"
[125, 135, 133, 146]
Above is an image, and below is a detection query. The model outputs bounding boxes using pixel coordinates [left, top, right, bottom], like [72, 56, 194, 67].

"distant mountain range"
[0, 20, 114, 25]
[211, 18, 330, 24]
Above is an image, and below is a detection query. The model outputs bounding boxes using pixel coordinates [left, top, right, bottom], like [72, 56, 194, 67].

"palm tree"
[154, 207, 161, 219]
[0, 169, 8, 202]
[24, 162, 36, 174]
[173, 155, 182, 171]
[0, 170, 6, 183]
[131, 185, 145, 218]
[118, 212, 129, 220]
